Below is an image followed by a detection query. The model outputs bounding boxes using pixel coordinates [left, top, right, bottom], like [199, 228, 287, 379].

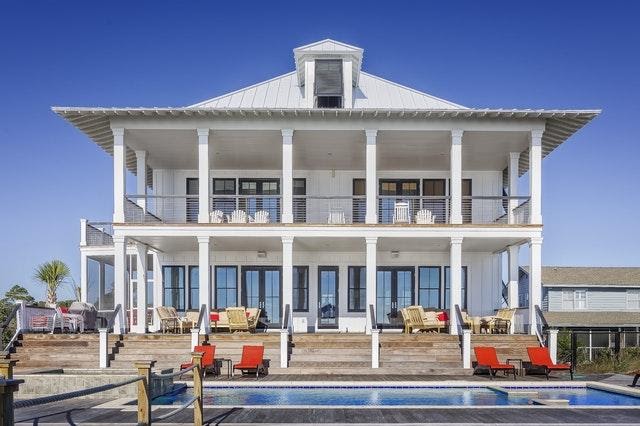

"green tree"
[34, 260, 71, 305]
[3, 284, 35, 304]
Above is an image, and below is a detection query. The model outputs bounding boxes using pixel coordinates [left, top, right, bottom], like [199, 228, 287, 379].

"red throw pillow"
[437, 311, 448, 321]
[60, 307, 69, 314]
[209, 313, 220, 322]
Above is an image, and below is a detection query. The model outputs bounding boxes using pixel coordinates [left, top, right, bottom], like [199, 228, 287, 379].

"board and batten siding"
[546, 287, 638, 312]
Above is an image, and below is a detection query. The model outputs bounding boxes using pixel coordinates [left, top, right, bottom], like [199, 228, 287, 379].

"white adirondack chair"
[393, 202, 410, 224]
[210, 210, 225, 224]
[415, 209, 436, 224]
[227, 210, 248, 224]
[252, 210, 270, 223]
[327, 208, 346, 224]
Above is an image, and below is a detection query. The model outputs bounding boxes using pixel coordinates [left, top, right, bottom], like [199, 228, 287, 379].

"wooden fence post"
[0, 379, 23, 426]
[0, 360, 16, 380]
[191, 351, 204, 426]
[134, 360, 156, 426]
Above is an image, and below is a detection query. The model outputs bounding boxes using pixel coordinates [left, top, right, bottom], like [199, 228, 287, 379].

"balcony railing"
[85, 222, 114, 246]
[121, 194, 530, 225]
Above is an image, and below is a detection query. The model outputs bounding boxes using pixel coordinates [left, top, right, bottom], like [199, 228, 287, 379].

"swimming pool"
[153, 385, 640, 407]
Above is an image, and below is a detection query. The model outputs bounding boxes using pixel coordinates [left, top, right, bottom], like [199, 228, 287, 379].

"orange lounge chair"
[473, 346, 516, 380]
[180, 345, 217, 378]
[233, 345, 265, 379]
[527, 347, 573, 380]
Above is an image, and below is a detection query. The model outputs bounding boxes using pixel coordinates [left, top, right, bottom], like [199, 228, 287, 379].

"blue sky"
[1, 1, 638, 301]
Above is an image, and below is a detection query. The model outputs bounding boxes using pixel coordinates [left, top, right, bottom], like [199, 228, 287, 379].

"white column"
[450, 130, 463, 224]
[342, 59, 353, 108]
[80, 218, 87, 247]
[365, 237, 378, 333]
[528, 236, 543, 334]
[197, 128, 210, 223]
[99, 328, 109, 368]
[281, 129, 294, 224]
[135, 150, 147, 211]
[198, 236, 211, 334]
[365, 130, 378, 224]
[449, 236, 463, 335]
[507, 245, 520, 309]
[462, 329, 472, 368]
[529, 129, 544, 225]
[113, 235, 127, 334]
[112, 128, 126, 223]
[508, 152, 520, 224]
[80, 251, 88, 303]
[150, 252, 162, 332]
[134, 244, 148, 333]
[282, 236, 294, 329]
[548, 329, 559, 363]
[304, 60, 315, 108]
[371, 328, 380, 368]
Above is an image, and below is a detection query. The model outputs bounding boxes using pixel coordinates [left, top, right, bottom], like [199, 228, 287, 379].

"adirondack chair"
[226, 307, 250, 332]
[210, 210, 225, 223]
[251, 210, 270, 223]
[227, 210, 248, 224]
[415, 209, 436, 224]
[393, 202, 410, 224]
[327, 208, 346, 224]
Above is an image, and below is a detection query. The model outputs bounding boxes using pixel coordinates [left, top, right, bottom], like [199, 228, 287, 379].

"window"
[627, 290, 640, 310]
[352, 179, 366, 224]
[444, 266, 468, 309]
[87, 258, 100, 308]
[103, 261, 115, 310]
[212, 178, 236, 216]
[418, 266, 441, 309]
[186, 178, 199, 223]
[188, 266, 199, 310]
[293, 179, 307, 223]
[378, 179, 420, 224]
[422, 179, 446, 223]
[215, 266, 237, 309]
[162, 266, 185, 310]
[315, 59, 343, 108]
[348, 266, 366, 312]
[562, 289, 587, 310]
[462, 179, 472, 223]
[293, 266, 309, 311]
[239, 178, 280, 222]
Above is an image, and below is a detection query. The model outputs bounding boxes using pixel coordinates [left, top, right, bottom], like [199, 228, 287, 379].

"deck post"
[135, 360, 155, 426]
[197, 236, 211, 334]
[191, 328, 200, 350]
[0, 378, 23, 426]
[99, 328, 109, 368]
[280, 328, 288, 368]
[449, 237, 463, 334]
[450, 129, 463, 224]
[548, 329, 559, 364]
[365, 237, 378, 334]
[462, 329, 472, 369]
[281, 129, 294, 223]
[0, 360, 16, 380]
[135, 243, 148, 333]
[197, 128, 210, 224]
[191, 352, 204, 426]
[371, 328, 380, 368]
[365, 130, 378, 224]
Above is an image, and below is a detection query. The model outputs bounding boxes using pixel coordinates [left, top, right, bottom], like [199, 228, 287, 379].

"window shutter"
[314, 60, 343, 96]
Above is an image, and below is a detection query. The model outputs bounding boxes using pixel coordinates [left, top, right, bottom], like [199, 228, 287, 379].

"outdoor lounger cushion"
[180, 345, 217, 378]
[527, 347, 573, 380]
[473, 346, 516, 380]
[233, 345, 265, 378]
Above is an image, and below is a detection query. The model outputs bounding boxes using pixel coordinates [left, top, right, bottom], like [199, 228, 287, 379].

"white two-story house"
[56, 39, 599, 336]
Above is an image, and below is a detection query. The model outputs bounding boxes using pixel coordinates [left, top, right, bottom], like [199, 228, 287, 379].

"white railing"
[463, 196, 531, 225]
[85, 222, 113, 246]
[210, 194, 281, 223]
[293, 195, 366, 224]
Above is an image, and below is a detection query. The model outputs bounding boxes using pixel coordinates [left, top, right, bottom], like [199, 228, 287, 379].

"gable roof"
[293, 38, 363, 54]
[189, 71, 465, 110]
[524, 266, 640, 287]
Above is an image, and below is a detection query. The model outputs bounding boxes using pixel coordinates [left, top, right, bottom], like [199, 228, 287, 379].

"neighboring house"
[522, 266, 640, 357]
[57, 39, 599, 335]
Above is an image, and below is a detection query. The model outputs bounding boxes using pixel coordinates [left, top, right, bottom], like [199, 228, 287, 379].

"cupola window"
[314, 59, 343, 108]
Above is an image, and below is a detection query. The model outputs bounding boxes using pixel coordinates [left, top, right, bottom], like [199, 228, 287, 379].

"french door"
[241, 266, 282, 328]
[376, 267, 414, 328]
[239, 179, 280, 222]
[318, 266, 339, 329]
[378, 180, 420, 224]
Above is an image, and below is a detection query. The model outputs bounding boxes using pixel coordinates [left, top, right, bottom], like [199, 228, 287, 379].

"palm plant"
[34, 260, 70, 306]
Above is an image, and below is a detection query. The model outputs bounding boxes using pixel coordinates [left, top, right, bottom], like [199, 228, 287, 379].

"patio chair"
[68, 302, 97, 331]
[233, 345, 265, 379]
[393, 202, 410, 224]
[327, 208, 346, 224]
[251, 210, 270, 223]
[55, 306, 84, 333]
[480, 308, 515, 334]
[415, 209, 436, 224]
[473, 346, 516, 380]
[526, 347, 573, 380]
[405, 306, 440, 333]
[227, 210, 248, 224]
[180, 345, 218, 378]
[246, 308, 261, 332]
[156, 306, 179, 333]
[210, 210, 225, 224]
[226, 307, 250, 332]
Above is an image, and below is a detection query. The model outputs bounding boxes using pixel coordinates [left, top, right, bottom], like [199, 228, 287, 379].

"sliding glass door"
[241, 266, 282, 328]
[376, 267, 414, 328]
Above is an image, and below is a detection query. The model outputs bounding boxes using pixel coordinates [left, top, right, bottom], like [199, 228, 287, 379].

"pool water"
[153, 385, 640, 407]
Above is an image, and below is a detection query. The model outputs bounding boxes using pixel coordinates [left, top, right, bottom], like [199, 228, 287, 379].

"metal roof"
[190, 71, 465, 110]
[51, 106, 599, 175]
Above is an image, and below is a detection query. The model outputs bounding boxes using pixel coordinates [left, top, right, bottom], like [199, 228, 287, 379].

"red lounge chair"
[527, 347, 573, 380]
[233, 345, 265, 379]
[473, 346, 516, 380]
[180, 345, 217, 378]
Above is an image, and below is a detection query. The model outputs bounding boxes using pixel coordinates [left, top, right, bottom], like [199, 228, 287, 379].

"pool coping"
[140, 380, 640, 410]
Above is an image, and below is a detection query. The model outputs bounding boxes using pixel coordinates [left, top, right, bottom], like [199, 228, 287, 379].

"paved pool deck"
[14, 373, 640, 425]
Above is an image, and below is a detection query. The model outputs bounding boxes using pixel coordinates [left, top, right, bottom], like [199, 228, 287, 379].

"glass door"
[186, 178, 199, 223]
[378, 180, 419, 224]
[376, 267, 414, 328]
[239, 179, 280, 222]
[318, 266, 339, 329]
[241, 266, 282, 328]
